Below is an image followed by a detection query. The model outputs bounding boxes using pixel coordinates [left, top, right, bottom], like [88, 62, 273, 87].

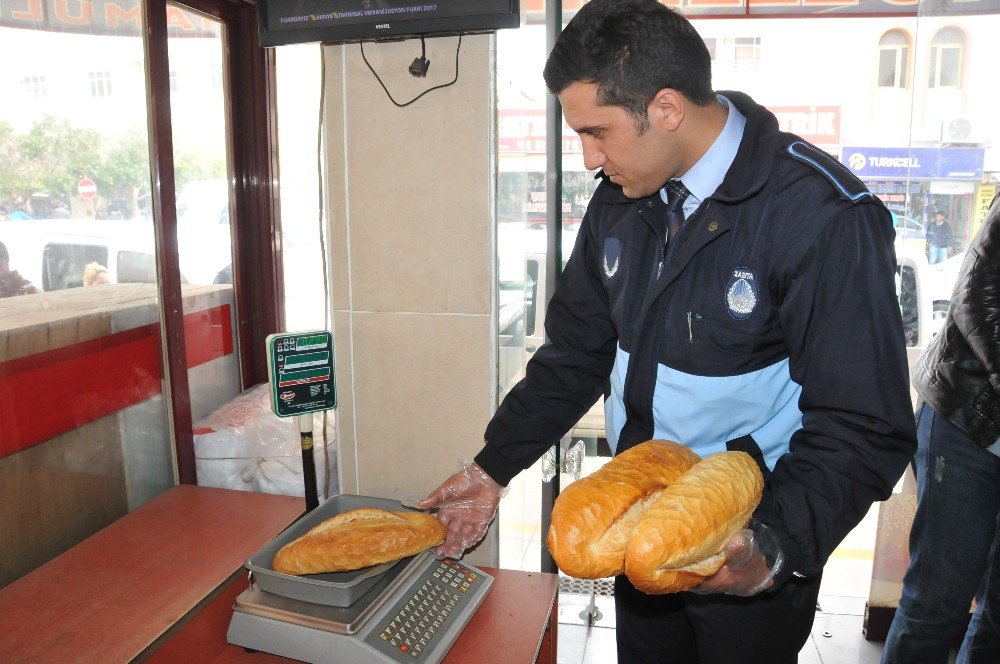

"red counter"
[0, 485, 558, 663]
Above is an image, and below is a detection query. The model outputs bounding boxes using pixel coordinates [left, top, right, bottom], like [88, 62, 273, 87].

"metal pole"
[297, 414, 319, 511]
[541, 0, 564, 576]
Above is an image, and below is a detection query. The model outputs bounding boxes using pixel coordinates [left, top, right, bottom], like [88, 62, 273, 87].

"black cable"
[360, 35, 461, 108]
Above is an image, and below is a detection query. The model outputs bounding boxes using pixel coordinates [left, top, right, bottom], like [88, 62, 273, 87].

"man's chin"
[621, 185, 655, 199]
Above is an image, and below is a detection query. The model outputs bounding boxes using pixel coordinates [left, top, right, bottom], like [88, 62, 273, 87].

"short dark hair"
[543, 0, 713, 132]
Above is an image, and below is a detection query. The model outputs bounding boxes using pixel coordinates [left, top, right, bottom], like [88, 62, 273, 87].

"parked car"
[0, 215, 232, 293]
[176, 179, 233, 285]
[896, 243, 961, 349]
[0, 219, 158, 291]
[894, 214, 927, 254]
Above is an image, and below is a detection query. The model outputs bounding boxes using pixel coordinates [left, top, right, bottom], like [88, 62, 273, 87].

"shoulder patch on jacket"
[786, 141, 872, 202]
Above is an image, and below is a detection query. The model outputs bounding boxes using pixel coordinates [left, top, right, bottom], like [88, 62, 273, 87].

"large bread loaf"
[272, 508, 445, 575]
[624, 450, 763, 593]
[546, 440, 763, 593]
[545, 440, 701, 579]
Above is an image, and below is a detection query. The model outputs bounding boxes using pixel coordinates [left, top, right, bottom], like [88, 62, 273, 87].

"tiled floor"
[554, 592, 958, 663]
[498, 453, 958, 664]
[552, 594, 882, 663]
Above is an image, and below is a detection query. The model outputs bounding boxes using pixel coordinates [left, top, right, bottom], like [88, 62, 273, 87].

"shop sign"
[0, 0, 218, 37]
[971, 184, 998, 239]
[499, 109, 581, 155]
[841, 146, 984, 180]
[521, 0, 1000, 20]
[929, 180, 975, 195]
[770, 106, 840, 146]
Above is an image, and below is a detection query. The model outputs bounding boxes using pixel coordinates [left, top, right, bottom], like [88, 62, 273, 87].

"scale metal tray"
[246, 494, 421, 607]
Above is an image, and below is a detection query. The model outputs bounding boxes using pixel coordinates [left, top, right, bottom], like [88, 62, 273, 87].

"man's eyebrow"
[574, 124, 604, 136]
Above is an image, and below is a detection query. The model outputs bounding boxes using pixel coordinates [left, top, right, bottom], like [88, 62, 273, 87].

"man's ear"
[650, 88, 685, 132]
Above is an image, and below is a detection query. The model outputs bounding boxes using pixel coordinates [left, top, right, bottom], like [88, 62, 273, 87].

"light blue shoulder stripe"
[606, 345, 802, 470]
[787, 141, 870, 202]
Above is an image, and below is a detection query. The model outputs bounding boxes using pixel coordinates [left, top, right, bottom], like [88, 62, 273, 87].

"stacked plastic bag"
[193, 384, 337, 499]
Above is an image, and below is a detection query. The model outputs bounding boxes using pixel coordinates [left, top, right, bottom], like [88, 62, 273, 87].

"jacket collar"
[591, 91, 781, 207]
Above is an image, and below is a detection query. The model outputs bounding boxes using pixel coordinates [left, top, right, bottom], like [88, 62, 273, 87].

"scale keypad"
[373, 559, 480, 659]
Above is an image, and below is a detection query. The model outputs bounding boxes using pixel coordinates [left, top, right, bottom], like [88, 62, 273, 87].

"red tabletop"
[0, 485, 304, 663]
[0, 485, 558, 663]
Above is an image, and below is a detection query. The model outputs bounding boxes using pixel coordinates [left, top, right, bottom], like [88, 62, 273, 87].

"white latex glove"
[689, 520, 784, 597]
[419, 462, 503, 558]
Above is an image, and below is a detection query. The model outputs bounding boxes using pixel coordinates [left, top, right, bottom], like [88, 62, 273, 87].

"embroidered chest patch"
[603, 237, 622, 279]
[726, 268, 758, 319]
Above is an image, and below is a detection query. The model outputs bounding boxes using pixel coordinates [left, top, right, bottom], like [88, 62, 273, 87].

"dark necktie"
[664, 180, 690, 242]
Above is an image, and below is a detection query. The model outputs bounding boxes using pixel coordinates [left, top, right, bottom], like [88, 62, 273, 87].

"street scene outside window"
[0, 1, 252, 589]
[493, 0, 1000, 625]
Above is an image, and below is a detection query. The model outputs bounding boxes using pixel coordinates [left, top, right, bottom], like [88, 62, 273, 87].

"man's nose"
[581, 139, 606, 171]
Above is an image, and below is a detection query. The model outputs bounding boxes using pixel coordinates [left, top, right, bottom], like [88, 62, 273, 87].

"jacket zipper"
[687, 310, 702, 342]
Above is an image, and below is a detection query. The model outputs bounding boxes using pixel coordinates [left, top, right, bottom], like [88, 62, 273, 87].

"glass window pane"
[275, 44, 326, 333]
[494, 6, 998, 595]
[940, 46, 960, 86]
[166, 5, 243, 431]
[0, 16, 171, 590]
[879, 49, 897, 87]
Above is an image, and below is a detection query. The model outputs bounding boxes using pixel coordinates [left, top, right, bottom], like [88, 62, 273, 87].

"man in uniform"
[421, 2, 916, 661]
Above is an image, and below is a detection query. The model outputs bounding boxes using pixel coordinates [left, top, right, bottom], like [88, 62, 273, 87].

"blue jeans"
[929, 246, 949, 264]
[882, 403, 1000, 664]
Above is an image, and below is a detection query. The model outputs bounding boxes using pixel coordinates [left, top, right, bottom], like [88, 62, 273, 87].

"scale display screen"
[266, 331, 337, 417]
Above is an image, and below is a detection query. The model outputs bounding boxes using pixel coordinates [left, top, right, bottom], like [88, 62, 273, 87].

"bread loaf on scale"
[272, 508, 446, 576]
[546, 439, 763, 593]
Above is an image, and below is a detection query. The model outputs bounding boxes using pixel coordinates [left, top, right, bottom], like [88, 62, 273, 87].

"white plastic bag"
[193, 384, 337, 498]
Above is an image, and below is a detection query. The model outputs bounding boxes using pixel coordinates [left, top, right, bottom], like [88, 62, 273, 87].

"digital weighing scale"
[227, 495, 494, 663]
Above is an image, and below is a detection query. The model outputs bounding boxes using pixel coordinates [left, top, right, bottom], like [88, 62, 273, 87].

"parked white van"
[0, 219, 158, 291]
[0, 216, 232, 292]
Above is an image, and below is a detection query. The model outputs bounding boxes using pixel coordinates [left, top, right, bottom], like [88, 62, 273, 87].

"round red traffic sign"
[77, 178, 97, 200]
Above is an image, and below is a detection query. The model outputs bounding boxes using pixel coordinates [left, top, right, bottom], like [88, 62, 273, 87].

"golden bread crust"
[624, 451, 763, 593]
[272, 508, 446, 575]
[546, 440, 764, 594]
[545, 440, 700, 578]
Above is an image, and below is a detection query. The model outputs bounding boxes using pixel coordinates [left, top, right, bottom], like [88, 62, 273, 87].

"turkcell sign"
[841, 146, 984, 180]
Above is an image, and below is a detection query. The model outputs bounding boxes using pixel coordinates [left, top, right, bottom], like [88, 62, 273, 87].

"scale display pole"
[266, 331, 337, 512]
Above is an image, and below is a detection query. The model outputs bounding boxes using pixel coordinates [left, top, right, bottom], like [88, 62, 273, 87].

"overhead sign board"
[266, 331, 336, 418]
[840, 146, 984, 181]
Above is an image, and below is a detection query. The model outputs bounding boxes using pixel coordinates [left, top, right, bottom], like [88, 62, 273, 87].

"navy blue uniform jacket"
[476, 91, 917, 582]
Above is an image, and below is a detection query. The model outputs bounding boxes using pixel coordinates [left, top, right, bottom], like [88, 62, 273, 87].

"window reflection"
[930, 27, 964, 89]
[878, 30, 910, 88]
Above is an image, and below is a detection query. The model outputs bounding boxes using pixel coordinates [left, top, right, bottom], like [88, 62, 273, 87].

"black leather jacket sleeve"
[949, 228, 1000, 394]
[913, 193, 1000, 446]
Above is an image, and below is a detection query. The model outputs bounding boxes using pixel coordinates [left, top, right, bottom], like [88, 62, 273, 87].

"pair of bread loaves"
[545, 439, 763, 593]
[272, 507, 446, 575]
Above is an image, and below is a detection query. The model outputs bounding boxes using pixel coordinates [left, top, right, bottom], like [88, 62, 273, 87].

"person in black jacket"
[882, 191, 1000, 664]
[0, 241, 38, 297]
[927, 210, 953, 264]
[420, 1, 916, 661]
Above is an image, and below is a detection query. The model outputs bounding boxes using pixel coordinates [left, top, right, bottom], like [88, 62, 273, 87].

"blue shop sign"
[841, 146, 984, 180]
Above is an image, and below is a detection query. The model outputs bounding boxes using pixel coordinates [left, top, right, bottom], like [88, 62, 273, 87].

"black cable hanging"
[360, 35, 462, 108]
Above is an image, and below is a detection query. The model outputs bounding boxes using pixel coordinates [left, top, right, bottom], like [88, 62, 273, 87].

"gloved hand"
[419, 462, 504, 558]
[689, 519, 784, 597]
